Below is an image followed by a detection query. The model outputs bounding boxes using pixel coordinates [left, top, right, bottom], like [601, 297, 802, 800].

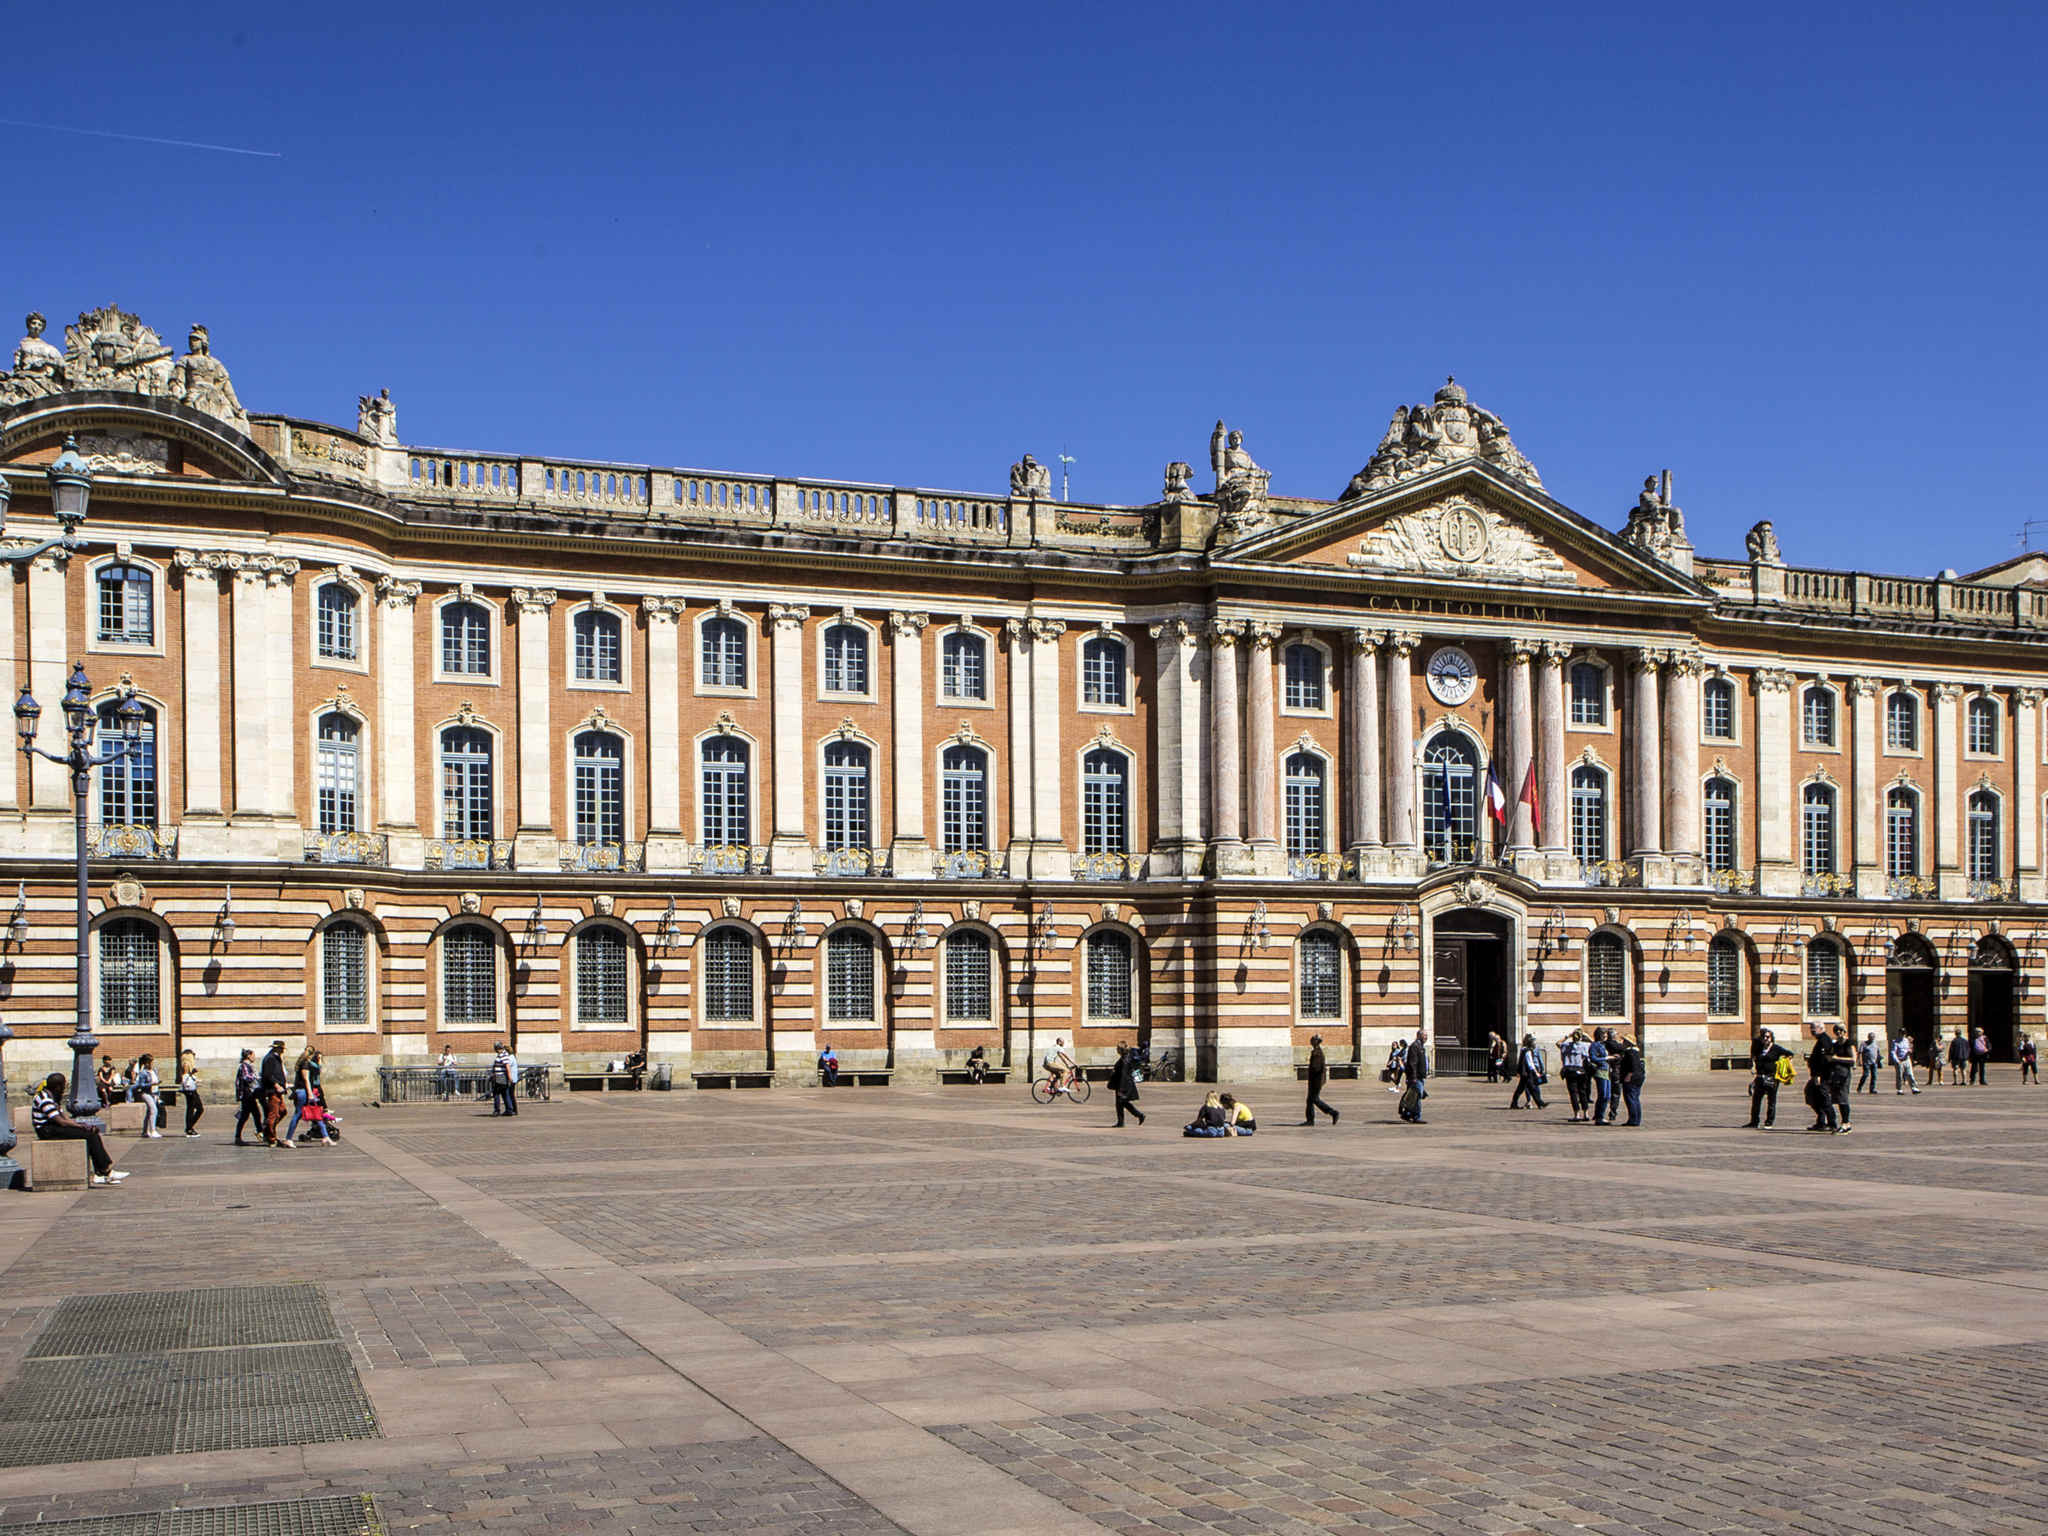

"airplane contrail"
[0, 119, 282, 158]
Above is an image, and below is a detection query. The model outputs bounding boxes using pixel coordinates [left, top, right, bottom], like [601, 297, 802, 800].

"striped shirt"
[29, 1089, 61, 1134]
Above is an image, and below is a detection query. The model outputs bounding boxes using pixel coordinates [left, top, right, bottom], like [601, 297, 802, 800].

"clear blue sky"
[7, 2, 2043, 575]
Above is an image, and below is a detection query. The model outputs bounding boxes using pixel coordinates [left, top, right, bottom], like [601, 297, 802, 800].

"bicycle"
[1133, 1048, 1182, 1084]
[1030, 1071, 1093, 1105]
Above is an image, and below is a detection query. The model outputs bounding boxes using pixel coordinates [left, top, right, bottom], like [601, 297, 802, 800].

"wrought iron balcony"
[88, 824, 178, 860]
[1968, 877, 2014, 902]
[561, 840, 645, 873]
[302, 830, 390, 866]
[1887, 875, 1937, 900]
[935, 849, 1006, 878]
[1708, 866, 1757, 894]
[1074, 850, 1141, 881]
[814, 845, 889, 876]
[691, 843, 765, 875]
[1287, 852, 1353, 881]
[1580, 859, 1641, 888]
[425, 838, 515, 871]
[1800, 871, 1853, 898]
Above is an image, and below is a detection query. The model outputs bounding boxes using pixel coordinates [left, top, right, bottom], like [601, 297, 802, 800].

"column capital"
[1849, 674, 1882, 700]
[1146, 616, 1201, 651]
[1387, 630, 1421, 657]
[766, 603, 810, 631]
[173, 547, 234, 577]
[1665, 649, 1706, 679]
[1349, 626, 1386, 655]
[1752, 667, 1795, 695]
[1027, 617, 1066, 644]
[887, 610, 930, 637]
[1247, 621, 1283, 650]
[1933, 681, 1966, 703]
[376, 576, 422, 610]
[640, 595, 686, 623]
[1633, 645, 1666, 671]
[2018, 687, 2046, 709]
[229, 553, 299, 588]
[1207, 618, 1247, 648]
[510, 586, 556, 615]
[1537, 638, 1571, 663]
[1506, 635, 1540, 663]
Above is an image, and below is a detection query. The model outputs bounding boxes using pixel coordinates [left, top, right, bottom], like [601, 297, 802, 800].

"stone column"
[1348, 628, 1383, 854]
[1537, 641, 1568, 853]
[229, 563, 270, 821]
[1850, 676, 1881, 894]
[24, 551, 68, 825]
[1662, 651, 1703, 860]
[889, 611, 930, 876]
[1629, 648, 1663, 858]
[511, 587, 557, 863]
[1754, 668, 1795, 894]
[1149, 615, 1206, 875]
[767, 603, 811, 875]
[173, 551, 226, 821]
[1504, 637, 1536, 854]
[1003, 619, 1033, 866]
[1246, 622, 1281, 870]
[1028, 619, 1067, 879]
[375, 579, 421, 861]
[0, 563, 13, 812]
[2019, 688, 2042, 902]
[1384, 632, 1420, 851]
[261, 561, 300, 823]
[1933, 681, 1963, 896]
[1207, 621, 1245, 859]
[642, 597, 686, 865]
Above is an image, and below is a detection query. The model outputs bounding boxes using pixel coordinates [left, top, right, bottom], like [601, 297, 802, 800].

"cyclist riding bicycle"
[1042, 1037, 1076, 1096]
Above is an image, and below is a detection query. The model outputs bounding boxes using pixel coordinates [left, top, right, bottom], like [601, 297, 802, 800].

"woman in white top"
[135, 1053, 164, 1137]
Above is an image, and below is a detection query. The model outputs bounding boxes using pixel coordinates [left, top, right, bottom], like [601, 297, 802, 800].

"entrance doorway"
[1431, 907, 1511, 1075]
[1885, 933, 1938, 1066]
[1969, 935, 2018, 1061]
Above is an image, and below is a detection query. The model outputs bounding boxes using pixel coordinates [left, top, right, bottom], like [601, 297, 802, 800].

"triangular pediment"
[1215, 460, 1708, 599]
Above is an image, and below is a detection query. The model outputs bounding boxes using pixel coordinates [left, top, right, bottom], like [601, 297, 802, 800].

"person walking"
[1109, 1041, 1145, 1127]
[284, 1049, 320, 1146]
[179, 1058, 204, 1137]
[1748, 1027, 1792, 1129]
[1890, 1033, 1921, 1094]
[1823, 1024, 1856, 1132]
[489, 1043, 521, 1116]
[1397, 1027, 1429, 1124]
[1587, 1030, 1614, 1126]
[30, 1074, 130, 1186]
[232, 1049, 263, 1145]
[1947, 1029, 1970, 1086]
[1856, 1031, 1882, 1094]
[134, 1054, 163, 1138]
[259, 1040, 291, 1146]
[2021, 1033, 2039, 1084]
[1559, 1030, 1591, 1122]
[1302, 1034, 1339, 1126]
[1969, 1029, 1990, 1086]
[1510, 1036, 1547, 1109]
[1485, 1032, 1507, 1084]
[1615, 1031, 1645, 1126]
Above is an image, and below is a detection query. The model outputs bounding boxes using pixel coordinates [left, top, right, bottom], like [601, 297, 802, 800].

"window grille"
[823, 624, 868, 694]
[1569, 663, 1605, 726]
[317, 583, 358, 660]
[1885, 788, 1918, 880]
[1081, 749, 1128, 855]
[1701, 678, 1734, 740]
[945, 930, 992, 1021]
[323, 923, 368, 1028]
[1702, 776, 1735, 871]
[941, 632, 986, 700]
[440, 601, 491, 676]
[96, 564, 153, 645]
[1085, 931, 1133, 1019]
[574, 611, 622, 683]
[1299, 931, 1342, 1018]
[700, 738, 750, 845]
[317, 713, 360, 834]
[1801, 785, 1836, 875]
[100, 918, 159, 1031]
[1082, 636, 1125, 706]
[442, 925, 497, 1025]
[1284, 753, 1325, 857]
[822, 742, 870, 851]
[573, 731, 623, 847]
[701, 617, 747, 688]
[703, 926, 753, 1021]
[1420, 735, 1478, 863]
[826, 929, 875, 1021]
[941, 745, 987, 852]
[1802, 686, 1836, 748]
[1284, 644, 1324, 710]
[1570, 766, 1606, 865]
[1886, 691, 1918, 751]
[1806, 939, 1841, 1016]
[1586, 933, 1625, 1017]
[440, 728, 493, 841]
[1968, 697, 2000, 755]
[1968, 791, 2000, 881]
[1707, 936, 1741, 1017]
[97, 702, 156, 827]
[576, 927, 629, 1025]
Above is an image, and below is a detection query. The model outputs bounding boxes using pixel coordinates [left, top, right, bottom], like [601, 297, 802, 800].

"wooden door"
[1433, 938, 1467, 1049]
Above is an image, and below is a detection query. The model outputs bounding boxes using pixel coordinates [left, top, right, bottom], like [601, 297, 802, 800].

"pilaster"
[1754, 668, 1796, 896]
[888, 611, 932, 878]
[373, 578, 422, 865]
[1933, 681, 1963, 900]
[1383, 631, 1420, 858]
[1850, 676, 1882, 897]
[511, 587, 558, 866]
[642, 597, 687, 868]
[1207, 620, 1245, 864]
[1348, 628, 1383, 856]
[767, 603, 811, 875]
[1505, 637, 1536, 857]
[1028, 617, 1069, 879]
[1245, 621, 1281, 875]
[1629, 647, 1663, 860]
[25, 550, 70, 818]
[1536, 640, 1568, 860]
[1659, 650, 1703, 883]
[2019, 688, 2042, 902]
[172, 551, 226, 821]
[1147, 615, 1207, 877]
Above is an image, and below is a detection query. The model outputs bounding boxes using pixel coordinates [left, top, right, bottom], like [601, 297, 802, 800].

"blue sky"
[6, 2, 2043, 574]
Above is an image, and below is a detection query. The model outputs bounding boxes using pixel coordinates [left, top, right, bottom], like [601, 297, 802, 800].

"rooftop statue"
[6, 313, 67, 397]
[358, 387, 398, 446]
[1008, 452, 1051, 498]
[0, 306, 249, 432]
[1342, 377, 1543, 498]
[1622, 471, 1692, 569]
[1746, 519, 1783, 566]
[168, 325, 248, 432]
[1210, 420, 1271, 541]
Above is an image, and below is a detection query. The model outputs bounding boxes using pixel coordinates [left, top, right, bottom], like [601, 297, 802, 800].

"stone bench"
[691, 1071, 774, 1090]
[1294, 1062, 1363, 1080]
[22, 1136, 92, 1190]
[1708, 1055, 1753, 1071]
[937, 1067, 1010, 1085]
[819, 1069, 893, 1087]
[563, 1072, 643, 1092]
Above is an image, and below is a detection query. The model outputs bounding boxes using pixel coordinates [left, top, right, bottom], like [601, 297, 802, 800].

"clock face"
[1426, 645, 1478, 705]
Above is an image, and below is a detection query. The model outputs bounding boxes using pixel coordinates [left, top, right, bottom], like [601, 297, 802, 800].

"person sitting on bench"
[818, 1047, 840, 1086]
[30, 1074, 130, 1186]
[966, 1045, 988, 1084]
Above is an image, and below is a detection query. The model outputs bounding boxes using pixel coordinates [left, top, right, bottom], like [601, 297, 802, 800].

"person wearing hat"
[258, 1039, 292, 1146]
[1302, 1035, 1339, 1126]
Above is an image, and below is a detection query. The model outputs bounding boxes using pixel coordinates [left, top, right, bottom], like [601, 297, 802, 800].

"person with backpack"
[1890, 1033, 1921, 1094]
[1748, 1027, 1793, 1129]
[1558, 1030, 1591, 1122]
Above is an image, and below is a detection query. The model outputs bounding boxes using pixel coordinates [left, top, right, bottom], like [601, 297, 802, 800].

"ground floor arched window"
[101, 917, 160, 1032]
[1085, 930, 1134, 1021]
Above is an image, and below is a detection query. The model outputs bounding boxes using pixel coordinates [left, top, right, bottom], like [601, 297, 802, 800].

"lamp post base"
[64, 1027, 103, 1122]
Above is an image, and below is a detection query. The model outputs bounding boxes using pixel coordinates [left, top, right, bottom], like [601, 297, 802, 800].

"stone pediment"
[0, 394, 285, 488]
[1346, 494, 1574, 585]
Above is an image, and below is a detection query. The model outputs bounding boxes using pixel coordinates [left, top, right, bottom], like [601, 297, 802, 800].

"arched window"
[322, 922, 369, 1029]
[1085, 930, 1134, 1020]
[1421, 734, 1478, 863]
[96, 563, 154, 645]
[1585, 932, 1626, 1018]
[1082, 635, 1126, 706]
[1283, 643, 1325, 710]
[440, 601, 492, 676]
[941, 632, 986, 701]
[442, 924, 498, 1026]
[1703, 776, 1736, 871]
[1284, 752, 1326, 857]
[1082, 749, 1128, 855]
[700, 738, 750, 846]
[1299, 930, 1342, 1019]
[1570, 765, 1607, 866]
[1886, 690, 1919, 751]
[1569, 662, 1606, 726]
[1968, 696, 2001, 756]
[440, 727, 493, 841]
[943, 929, 993, 1022]
[576, 926, 630, 1026]
[1806, 937, 1842, 1017]
[97, 700, 157, 827]
[1801, 784, 1836, 875]
[1701, 677, 1734, 740]
[317, 712, 361, 834]
[822, 623, 869, 695]
[573, 610, 622, 684]
[317, 583, 359, 661]
[100, 918, 160, 1031]
[825, 929, 876, 1022]
[1885, 786, 1919, 881]
[572, 731, 624, 848]
[822, 741, 871, 851]
[702, 926, 754, 1021]
[701, 615, 747, 689]
[1968, 790, 2001, 882]
[1802, 685, 1836, 748]
[941, 745, 988, 852]
[1706, 934, 1742, 1018]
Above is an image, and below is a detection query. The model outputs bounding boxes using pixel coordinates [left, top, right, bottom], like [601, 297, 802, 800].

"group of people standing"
[230, 1041, 341, 1147]
[1498, 1029, 1643, 1126]
[93, 1052, 203, 1137]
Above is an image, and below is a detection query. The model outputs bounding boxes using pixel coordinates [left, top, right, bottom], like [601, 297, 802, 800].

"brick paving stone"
[329, 1278, 655, 1370]
[1611, 1213, 2048, 1277]
[1210, 1168, 1830, 1226]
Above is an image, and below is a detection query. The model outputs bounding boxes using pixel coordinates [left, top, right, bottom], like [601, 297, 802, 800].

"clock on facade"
[1425, 645, 1478, 705]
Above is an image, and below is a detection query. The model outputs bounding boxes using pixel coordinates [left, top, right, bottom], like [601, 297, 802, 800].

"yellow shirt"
[1230, 1102, 1255, 1125]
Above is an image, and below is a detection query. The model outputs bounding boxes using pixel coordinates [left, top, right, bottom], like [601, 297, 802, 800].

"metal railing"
[376, 1063, 552, 1103]
[88, 823, 178, 860]
[303, 830, 390, 866]
[561, 841, 645, 873]
[425, 838, 515, 871]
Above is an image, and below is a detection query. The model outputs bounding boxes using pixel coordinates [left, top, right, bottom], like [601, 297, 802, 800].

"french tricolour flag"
[1485, 764, 1508, 827]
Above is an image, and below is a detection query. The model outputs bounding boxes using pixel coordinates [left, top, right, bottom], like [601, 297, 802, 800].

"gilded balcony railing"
[425, 838, 515, 871]
[302, 830, 390, 866]
[88, 824, 178, 860]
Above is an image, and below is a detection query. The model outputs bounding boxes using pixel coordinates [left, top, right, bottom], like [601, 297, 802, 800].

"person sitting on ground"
[966, 1044, 989, 1084]
[1183, 1092, 1230, 1137]
[1042, 1037, 1076, 1096]
[1220, 1092, 1257, 1136]
[818, 1046, 840, 1086]
[30, 1073, 130, 1186]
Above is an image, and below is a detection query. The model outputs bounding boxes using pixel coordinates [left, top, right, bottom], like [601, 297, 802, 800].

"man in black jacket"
[1824, 1023, 1856, 1131]
[1616, 1034, 1645, 1126]
[258, 1040, 291, 1147]
[1302, 1034, 1339, 1125]
[1748, 1028, 1791, 1129]
[1398, 1028, 1430, 1123]
[1108, 1042, 1145, 1128]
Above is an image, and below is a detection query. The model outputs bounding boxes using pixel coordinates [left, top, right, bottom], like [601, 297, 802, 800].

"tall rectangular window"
[1701, 678, 1734, 740]
[1082, 636, 1125, 706]
[1570, 767, 1606, 866]
[941, 633, 985, 701]
[823, 625, 868, 694]
[317, 584, 359, 661]
[574, 611, 622, 683]
[1284, 753, 1325, 857]
[1586, 935, 1625, 1018]
[1284, 644, 1325, 710]
[826, 930, 875, 1021]
[944, 931, 992, 1021]
[941, 746, 987, 853]
[99, 919, 160, 1031]
[442, 926, 497, 1025]
[573, 732, 624, 847]
[1806, 941, 1841, 1017]
[1085, 931, 1133, 1019]
[701, 617, 747, 689]
[576, 928, 630, 1025]
[1569, 663, 1605, 726]
[1885, 790, 1918, 880]
[1702, 777, 1735, 872]
[1299, 932, 1342, 1018]
[1802, 687, 1836, 748]
[701, 740, 750, 846]
[97, 702, 157, 827]
[317, 714, 360, 834]
[1968, 793, 2000, 881]
[323, 923, 368, 1028]
[1801, 786, 1836, 875]
[703, 928, 753, 1021]
[1706, 938, 1741, 1017]
[1886, 691, 1918, 751]
[823, 743, 870, 850]
[96, 565, 154, 646]
[1081, 750, 1127, 855]
[440, 729, 493, 842]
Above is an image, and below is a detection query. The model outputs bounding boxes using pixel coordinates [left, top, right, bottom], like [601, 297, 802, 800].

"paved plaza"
[1, 1074, 2045, 1535]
